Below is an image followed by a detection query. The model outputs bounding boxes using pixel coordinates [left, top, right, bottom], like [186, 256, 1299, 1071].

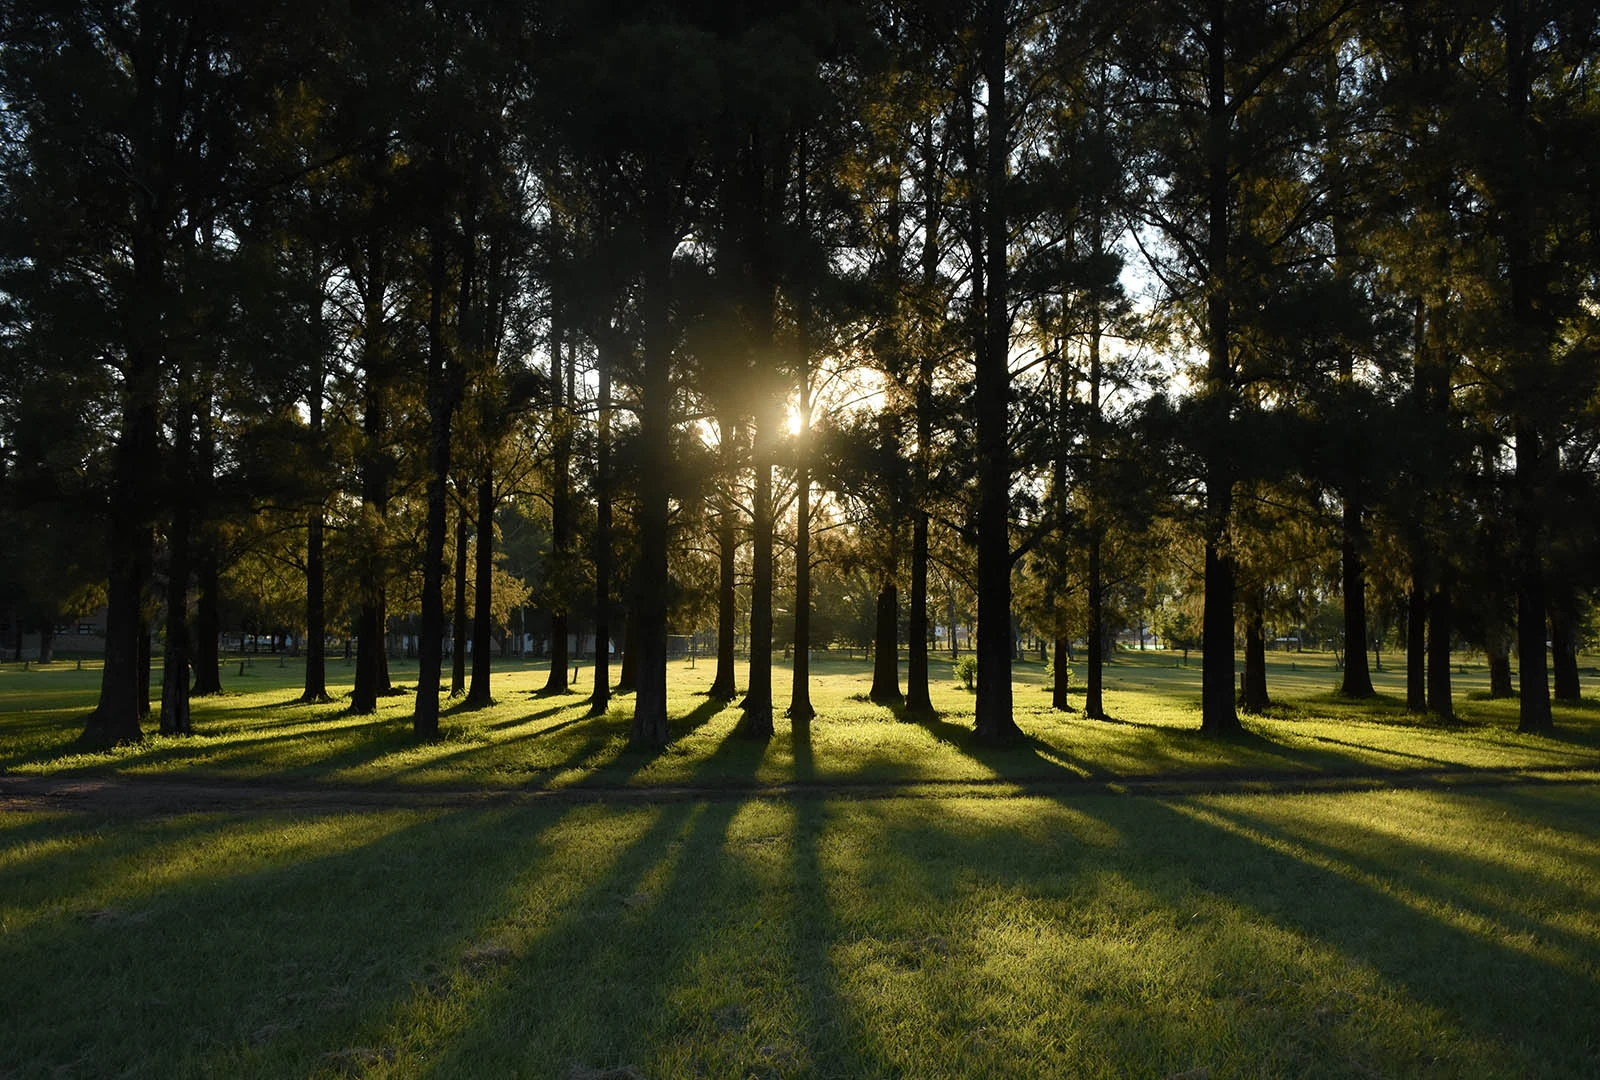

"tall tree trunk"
[1199, 0, 1241, 736]
[1340, 499, 1375, 697]
[629, 210, 672, 746]
[1052, 636, 1072, 711]
[742, 199, 777, 738]
[869, 579, 902, 704]
[545, 321, 571, 693]
[193, 544, 222, 696]
[85, 240, 161, 745]
[1427, 583, 1453, 719]
[413, 229, 453, 739]
[591, 331, 614, 714]
[907, 511, 932, 714]
[160, 383, 194, 736]
[1550, 595, 1580, 702]
[1242, 588, 1269, 713]
[742, 418, 775, 736]
[302, 254, 328, 704]
[137, 622, 152, 719]
[452, 500, 469, 696]
[973, 0, 1017, 741]
[38, 623, 56, 664]
[709, 417, 739, 701]
[905, 119, 941, 717]
[617, 605, 638, 695]
[1513, 424, 1551, 730]
[789, 404, 814, 723]
[468, 476, 495, 705]
[1487, 638, 1515, 698]
[1505, 0, 1553, 734]
[352, 237, 388, 715]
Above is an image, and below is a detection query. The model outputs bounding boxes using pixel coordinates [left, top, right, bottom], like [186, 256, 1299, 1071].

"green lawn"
[2, 648, 1598, 791]
[4, 650, 1598, 1077]
[3, 783, 1597, 1077]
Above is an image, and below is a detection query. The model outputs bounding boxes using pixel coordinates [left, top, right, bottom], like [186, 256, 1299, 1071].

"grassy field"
[2, 648, 1598, 791]
[3, 649, 1599, 1077]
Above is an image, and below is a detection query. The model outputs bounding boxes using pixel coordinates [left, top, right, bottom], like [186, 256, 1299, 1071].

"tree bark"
[590, 331, 614, 714]
[1487, 640, 1515, 698]
[468, 476, 495, 706]
[352, 236, 389, 715]
[709, 417, 739, 701]
[452, 499, 469, 696]
[973, 0, 1017, 741]
[1427, 584, 1453, 719]
[742, 419, 775, 736]
[1339, 499, 1375, 697]
[629, 209, 672, 746]
[544, 321, 571, 693]
[1242, 588, 1269, 713]
[789, 413, 814, 723]
[1052, 636, 1072, 711]
[617, 605, 638, 694]
[413, 229, 454, 740]
[1550, 595, 1580, 702]
[869, 580, 902, 704]
[159, 385, 194, 736]
[1198, 0, 1241, 736]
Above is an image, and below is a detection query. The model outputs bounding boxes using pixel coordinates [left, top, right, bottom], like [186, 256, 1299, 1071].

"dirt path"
[2, 763, 1596, 817]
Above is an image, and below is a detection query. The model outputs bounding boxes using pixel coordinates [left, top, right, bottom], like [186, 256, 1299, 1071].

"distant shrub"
[954, 655, 978, 691]
[1046, 654, 1073, 688]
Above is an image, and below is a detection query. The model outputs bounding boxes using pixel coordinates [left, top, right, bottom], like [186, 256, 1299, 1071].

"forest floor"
[4, 651, 1598, 1078]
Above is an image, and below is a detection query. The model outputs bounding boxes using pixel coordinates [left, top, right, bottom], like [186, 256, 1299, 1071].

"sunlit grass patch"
[2, 650, 1597, 792]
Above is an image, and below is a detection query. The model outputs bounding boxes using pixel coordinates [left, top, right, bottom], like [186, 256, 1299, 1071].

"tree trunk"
[1340, 498, 1375, 697]
[1198, 0, 1240, 737]
[1242, 589, 1269, 714]
[709, 420, 739, 701]
[789, 368, 814, 723]
[629, 214, 672, 746]
[137, 622, 152, 719]
[1427, 584, 1453, 719]
[544, 320, 570, 694]
[1513, 425, 1551, 729]
[301, 254, 328, 704]
[1085, 528, 1106, 720]
[973, 0, 1017, 741]
[1487, 640, 1514, 698]
[1407, 574, 1427, 711]
[591, 332, 613, 714]
[38, 623, 55, 665]
[742, 421, 775, 736]
[84, 271, 160, 745]
[869, 579, 902, 705]
[452, 499, 469, 696]
[906, 511, 932, 714]
[618, 606, 638, 695]
[468, 475, 495, 706]
[905, 120, 940, 717]
[351, 237, 388, 716]
[1550, 596, 1580, 702]
[413, 229, 453, 740]
[160, 389, 194, 736]
[1052, 636, 1072, 711]
[1505, 2, 1554, 735]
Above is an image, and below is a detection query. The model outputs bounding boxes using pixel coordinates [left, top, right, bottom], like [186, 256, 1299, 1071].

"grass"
[3, 783, 1598, 1077]
[1, 648, 1598, 792]
[4, 649, 1598, 1077]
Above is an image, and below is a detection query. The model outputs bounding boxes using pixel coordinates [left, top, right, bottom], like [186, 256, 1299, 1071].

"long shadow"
[2, 803, 589, 1077]
[411, 724, 791, 1076]
[786, 722, 880, 1075]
